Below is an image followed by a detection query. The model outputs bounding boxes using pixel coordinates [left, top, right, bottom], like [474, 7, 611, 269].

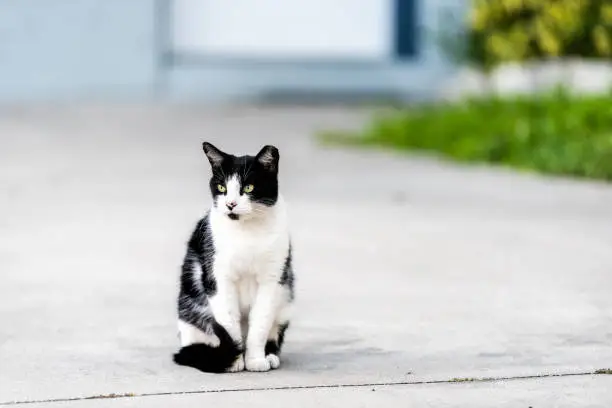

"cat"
[173, 142, 294, 373]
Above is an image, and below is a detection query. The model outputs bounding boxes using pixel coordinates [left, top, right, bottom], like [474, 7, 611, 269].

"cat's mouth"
[227, 213, 240, 221]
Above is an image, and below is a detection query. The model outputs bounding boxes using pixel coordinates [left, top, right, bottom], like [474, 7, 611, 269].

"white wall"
[168, 0, 464, 102]
[173, 0, 392, 60]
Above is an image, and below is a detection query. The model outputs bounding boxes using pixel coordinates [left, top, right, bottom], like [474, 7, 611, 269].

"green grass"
[319, 89, 612, 181]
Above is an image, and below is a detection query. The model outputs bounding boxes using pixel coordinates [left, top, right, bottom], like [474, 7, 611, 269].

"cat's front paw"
[245, 356, 272, 372]
[266, 354, 280, 369]
[226, 354, 245, 373]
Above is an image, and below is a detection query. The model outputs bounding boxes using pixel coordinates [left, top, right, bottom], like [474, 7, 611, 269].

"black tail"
[173, 323, 241, 373]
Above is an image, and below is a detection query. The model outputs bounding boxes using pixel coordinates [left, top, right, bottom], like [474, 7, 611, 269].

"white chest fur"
[209, 197, 290, 319]
[209, 197, 290, 282]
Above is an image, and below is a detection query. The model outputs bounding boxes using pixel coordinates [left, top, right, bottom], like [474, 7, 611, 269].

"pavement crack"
[2, 370, 611, 406]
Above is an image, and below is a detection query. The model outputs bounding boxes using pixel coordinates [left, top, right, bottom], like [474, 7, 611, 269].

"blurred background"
[0, 0, 444, 103]
[1, 0, 610, 181]
[0, 0, 609, 103]
[1, 1, 612, 404]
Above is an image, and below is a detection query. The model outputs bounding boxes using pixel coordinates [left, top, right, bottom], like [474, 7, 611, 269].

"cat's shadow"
[280, 337, 400, 371]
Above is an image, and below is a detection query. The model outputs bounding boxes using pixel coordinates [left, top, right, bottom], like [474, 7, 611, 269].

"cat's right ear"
[202, 142, 226, 167]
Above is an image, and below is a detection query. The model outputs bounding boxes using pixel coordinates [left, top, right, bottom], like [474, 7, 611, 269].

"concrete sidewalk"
[1, 105, 611, 406]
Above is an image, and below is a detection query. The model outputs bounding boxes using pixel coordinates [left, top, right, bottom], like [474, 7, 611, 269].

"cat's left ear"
[255, 145, 279, 172]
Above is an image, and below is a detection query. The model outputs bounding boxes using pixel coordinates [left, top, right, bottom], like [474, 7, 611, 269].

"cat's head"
[202, 142, 280, 221]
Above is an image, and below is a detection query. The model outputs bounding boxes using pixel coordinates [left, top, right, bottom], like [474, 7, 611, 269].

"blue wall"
[0, 0, 157, 102]
[0, 0, 456, 103]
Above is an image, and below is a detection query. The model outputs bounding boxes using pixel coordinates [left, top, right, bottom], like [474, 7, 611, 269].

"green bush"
[320, 90, 612, 180]
[464, 0, 612, 69]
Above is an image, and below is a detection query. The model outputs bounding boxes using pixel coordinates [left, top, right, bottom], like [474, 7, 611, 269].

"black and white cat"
[173, 142, 294, 373]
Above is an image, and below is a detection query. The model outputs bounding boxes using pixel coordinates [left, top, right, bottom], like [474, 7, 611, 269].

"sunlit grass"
[319, 89, 612, 181]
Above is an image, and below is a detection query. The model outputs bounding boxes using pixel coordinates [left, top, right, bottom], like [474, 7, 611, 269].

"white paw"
[266, 354, 280, 369]
[245, 357, 272, 372]
[226, 354, 245, 373]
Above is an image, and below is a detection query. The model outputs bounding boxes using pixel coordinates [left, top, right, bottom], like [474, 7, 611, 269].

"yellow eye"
[217, 184, 226, 193]
[243, 184, 254, 193]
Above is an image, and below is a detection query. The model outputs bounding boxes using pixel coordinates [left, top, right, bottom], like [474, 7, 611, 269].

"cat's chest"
[213, 223, 285, 275]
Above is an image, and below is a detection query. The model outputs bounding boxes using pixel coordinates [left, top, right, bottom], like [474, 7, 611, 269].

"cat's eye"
[217, 184, 226, 193]
[243, 184, 254, 193]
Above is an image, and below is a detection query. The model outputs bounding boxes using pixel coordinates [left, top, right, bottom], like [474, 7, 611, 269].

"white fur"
[208, 194, 292, 372]
[177, 320, 220, 348]
[266, 354, 280, 369]
[258, 149, 276, 167]
[227, 354, 245, 373]
[224, 176, 242, 207]
[215, 175, 259, 220]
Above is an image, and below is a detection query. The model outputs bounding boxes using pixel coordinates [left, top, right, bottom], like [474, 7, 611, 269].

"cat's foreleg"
[209, 276, 244, 371]
[245, 282, 282, 372]
[264, 321, 289, 369]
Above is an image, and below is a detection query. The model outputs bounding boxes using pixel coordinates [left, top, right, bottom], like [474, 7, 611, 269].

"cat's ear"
[202, 142, 226, 167]
[255, 145, 279, 172]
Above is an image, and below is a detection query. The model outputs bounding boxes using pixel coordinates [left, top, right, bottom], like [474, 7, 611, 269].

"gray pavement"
[1, 105, 611, 406]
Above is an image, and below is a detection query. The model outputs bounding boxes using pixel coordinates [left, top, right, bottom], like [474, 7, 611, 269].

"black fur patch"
[173, 323, 242, 374]
[265, 323, 289, 356]
[177, 215, 217, 328]
[279, 244, 295, 301]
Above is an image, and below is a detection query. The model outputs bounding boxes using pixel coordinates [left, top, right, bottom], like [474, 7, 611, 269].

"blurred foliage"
[320, 89, 612, 181]
[464, 0, 612, 69]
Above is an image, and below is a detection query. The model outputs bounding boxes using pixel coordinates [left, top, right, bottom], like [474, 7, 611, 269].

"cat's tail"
[173, 323, 242, 374]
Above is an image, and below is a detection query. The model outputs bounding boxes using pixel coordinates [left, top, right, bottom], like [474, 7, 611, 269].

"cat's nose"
[226, 201, 237, 210]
